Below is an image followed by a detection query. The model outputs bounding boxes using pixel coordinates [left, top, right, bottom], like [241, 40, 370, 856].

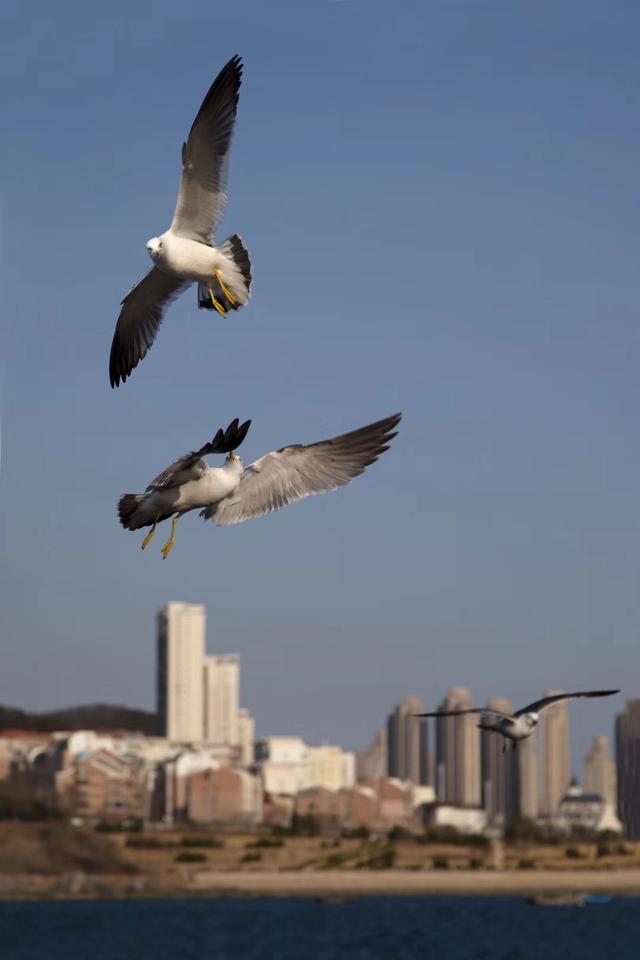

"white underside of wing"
[210, 414, 402, 527]
[213, 451, 347, 525]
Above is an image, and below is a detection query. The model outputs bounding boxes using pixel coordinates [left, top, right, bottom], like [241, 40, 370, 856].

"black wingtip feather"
[189, 54, 243, 138]
[203, 418, 252, 455]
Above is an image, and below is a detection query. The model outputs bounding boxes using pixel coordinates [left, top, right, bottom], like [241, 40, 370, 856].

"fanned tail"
[197, 234, 252, 312]
[117, 494, 145, 530]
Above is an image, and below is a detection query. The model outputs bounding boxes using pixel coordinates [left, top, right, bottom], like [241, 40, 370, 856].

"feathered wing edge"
[414, 708, 513, 721]
[202, 412, 401, 526]
[415, 689, 621, 722]
[170, 54, 243, 242]
[514, 689, 620, 717]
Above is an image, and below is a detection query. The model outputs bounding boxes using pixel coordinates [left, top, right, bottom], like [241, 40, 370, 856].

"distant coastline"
[3, 822, 640, 902]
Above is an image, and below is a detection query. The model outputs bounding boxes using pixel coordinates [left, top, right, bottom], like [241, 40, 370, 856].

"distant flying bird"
[415, 690, 620, 752]
[118, 413, 401, 558]
[109, 55, 252, 387]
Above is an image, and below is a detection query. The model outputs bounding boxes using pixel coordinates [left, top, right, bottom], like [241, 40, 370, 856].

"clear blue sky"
[1, 1, 638, 770]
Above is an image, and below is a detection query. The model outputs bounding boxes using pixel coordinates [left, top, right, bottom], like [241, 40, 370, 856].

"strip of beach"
[2, 869, 640, 901]
[192, 867, 640, 898]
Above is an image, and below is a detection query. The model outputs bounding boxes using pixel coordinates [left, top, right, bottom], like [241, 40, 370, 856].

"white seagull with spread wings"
[118, 414, 401, 558]
[416, 689, 620, 752]
[109, 54, 251, 387]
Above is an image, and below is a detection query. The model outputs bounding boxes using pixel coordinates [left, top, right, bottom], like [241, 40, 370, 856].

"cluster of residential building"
[374, 691, 624, 836]
[1, 601, 639, 839]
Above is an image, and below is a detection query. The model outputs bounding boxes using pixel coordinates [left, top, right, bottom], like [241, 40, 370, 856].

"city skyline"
[0, 596, 632, 833]
[0, 612, 624, 775]
[151, 599, 622, 814]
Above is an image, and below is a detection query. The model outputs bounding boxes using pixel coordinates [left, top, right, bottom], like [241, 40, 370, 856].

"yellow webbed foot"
[214, 269, 236, 306]
[141, 528, 155, 551]
[208, 288, 227, 317]
[161, 539, 175, 560]
[141, 514, 160, 551]
[161, 516, 179, 559]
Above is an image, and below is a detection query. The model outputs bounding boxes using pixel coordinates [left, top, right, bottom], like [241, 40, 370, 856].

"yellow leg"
[161, 516, 179, 559]
[214, 268, 236, 306]
[208, 288, 227, 317]
[141, 514, 160, 551]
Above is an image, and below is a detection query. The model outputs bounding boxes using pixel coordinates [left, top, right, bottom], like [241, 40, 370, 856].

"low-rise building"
[160, 750, 224, 822]
[554, 781, 623, 835]
[294, 778, 417, 833]
[0, 732, 55, 782]
[411, 784, 437, 810]
[55, 749, 149, 820]
[422, 804, 488, 834]
[255, 737, 309, 796]
[188, 766, 262, 826]
[257, 738, 356, 798]
[306, 745, 355, 792]
[338, 785, 379, 830]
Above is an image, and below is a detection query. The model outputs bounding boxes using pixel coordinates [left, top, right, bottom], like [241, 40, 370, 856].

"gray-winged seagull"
[118, 414, 401, 557]
[416, 690, 620, 752]
[109, 55, 251, 387]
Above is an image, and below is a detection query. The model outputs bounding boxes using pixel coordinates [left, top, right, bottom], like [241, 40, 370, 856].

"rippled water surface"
[0, 896, 637, 960]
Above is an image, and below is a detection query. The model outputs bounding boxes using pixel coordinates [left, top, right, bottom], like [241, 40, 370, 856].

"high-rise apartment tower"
[387, 697, 430, 784]
[435, 687, 481, 806]
[539, 690, 570, 817]
[157, 602, 206, 742]
[616, 700, 640, 839]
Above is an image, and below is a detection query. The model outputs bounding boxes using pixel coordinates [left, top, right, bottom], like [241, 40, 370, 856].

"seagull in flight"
[109, 54, 252, 388]
[118, 414, 401, 558]
[415, 690, 620, 752]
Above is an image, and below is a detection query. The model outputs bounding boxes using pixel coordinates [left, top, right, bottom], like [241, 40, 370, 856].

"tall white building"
[481, 698, 517, 825]
[203, 654, 240, 747]
[539, 690, 570, 817]
[435, 687, 481, 806]
[387, 697, 430, 784]
[583, 735, 617, 807]
[238, 708, 255, 766]
[515, 733, 539, 819]
[157, 603, 206, 742]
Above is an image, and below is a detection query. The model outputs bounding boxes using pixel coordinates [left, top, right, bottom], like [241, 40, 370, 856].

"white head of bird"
[226, 452, 243, 469]
[523, 712, 539, 730]
[146, 237, 163, 260]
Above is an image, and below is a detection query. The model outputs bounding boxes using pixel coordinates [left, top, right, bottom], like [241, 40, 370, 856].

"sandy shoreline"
[189, 868, 640, 898]
[2, 869, 640, 900]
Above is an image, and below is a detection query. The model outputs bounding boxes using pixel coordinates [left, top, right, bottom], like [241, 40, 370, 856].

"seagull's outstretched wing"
[146, 418, 252, 491]
[514, 689, 620, 717]
[109, 268, 190, 387]
[203, 413, 401, 525]
[414, 707, 514, 721]
[170, 55, 243, 244]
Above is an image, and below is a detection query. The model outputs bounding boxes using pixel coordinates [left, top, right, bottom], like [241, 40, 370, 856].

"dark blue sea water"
[0, 896, 637, 960]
